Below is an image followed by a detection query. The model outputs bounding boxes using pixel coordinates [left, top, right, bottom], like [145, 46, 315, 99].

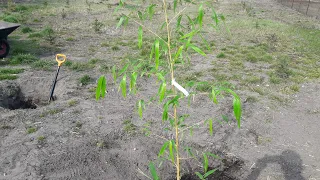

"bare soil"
[0, 0, 320, 180]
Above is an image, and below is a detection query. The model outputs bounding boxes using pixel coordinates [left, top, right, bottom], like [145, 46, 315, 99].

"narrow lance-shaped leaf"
[233, 97, 241, 128]
[159, 82, 166, 102]
[190, 44, 206, 56]
[137, 100, 144, 119]
[174, 46, 184, 62]
[123, 16, 129, 28]
[120, 74, 127, 98]
[101, 75, 106, 98]
[176, 15, 182, 30]
[173, 0, 177, 13]
[155, 39, 160, 71]
[227, 89, 241, 128]
[195, 172, 204, 180]
[203, 169, 217, 178]
[138, 26, 143, 49]
[116, 16, 125, 28]
[119, 64, 129, 76]
[130, 72, 138, 93]
[198, 4, 204, 28]
[162, 102, 169, 121]
[211, 87, 218, 104]
[96, 76, 106, 101]
[180, 29, 199, 40]
[147, 4, 156, 20]
[208, 119, 213, 136]
[149, 162, 160, 180]
[158, 141, 169, 157]
[203, 153, 209, 173]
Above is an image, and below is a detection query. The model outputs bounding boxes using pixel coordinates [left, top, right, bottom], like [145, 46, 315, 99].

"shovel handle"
[56, 54, 66, 67]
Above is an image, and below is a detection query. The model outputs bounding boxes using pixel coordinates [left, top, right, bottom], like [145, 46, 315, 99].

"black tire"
[0, 39, 10, 58]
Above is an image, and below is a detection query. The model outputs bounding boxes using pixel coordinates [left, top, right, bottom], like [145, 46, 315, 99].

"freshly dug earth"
[1, 0, 320, 180]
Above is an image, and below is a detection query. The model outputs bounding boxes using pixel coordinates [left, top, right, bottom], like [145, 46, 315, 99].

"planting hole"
[0, 82, 37, 110]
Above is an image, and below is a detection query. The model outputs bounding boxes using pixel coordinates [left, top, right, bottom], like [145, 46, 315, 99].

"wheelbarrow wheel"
[0, 39, 10, 58]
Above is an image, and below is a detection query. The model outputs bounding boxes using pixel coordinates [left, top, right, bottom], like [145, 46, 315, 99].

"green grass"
[0, 74, 17, 80]
[80, 75, 91, 85]
[21, 27, 33, 33]
[27, 127, 37, 134]
[9, 54, 39, 65]
[68, 99, 78, 107]
[66, 37, 75, 41]
[70, 62, 94, 71]
[123, 120, 137, 134]
[31, 60, 55, 70]
[0, 68, 24, 81]
[0, 68, 24, 74]
[216, 52, 226, 58]
[2, 15, 18, 23]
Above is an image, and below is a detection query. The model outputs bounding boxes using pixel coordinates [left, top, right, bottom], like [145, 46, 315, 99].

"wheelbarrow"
[0, 21, 20, 58]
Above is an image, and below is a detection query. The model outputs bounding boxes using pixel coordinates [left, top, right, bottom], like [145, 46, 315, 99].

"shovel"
[49, 54, 66, 102]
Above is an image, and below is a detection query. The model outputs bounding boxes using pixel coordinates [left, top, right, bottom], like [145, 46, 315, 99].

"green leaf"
[158, 141, 169, 157]
[138, 26, 143, 49]
[197, 4, 204, 28]
[159, 82, 166, 102]
[155, 39, 160, 71]
[186, 15, 195, 30]
[233, 97, 241, 128]
[176, 15, 182, 30]
[162, 102, 169, 121]
[112, 66, 117, 83]
[173, 0, 177, 13]
[208, 119, 213, 136]
[120, 74, 127, 98]
[130, 72, 138, 93]
[211, 88, 218, 104]
[156, 73, 165, 82]
[169, 140, 175, 163]
[116, 16, 125, 28]
[147, 4, 156, 20]
[96, 75, 106, 101]
[203, 153, 209, 173]
[211, 7, 219, 26]
[119, 64, 129, 76]
[190, 45, 206, 56]
[174, 46, 184, 62]
[137, 100, 144, 119]
[149, 162, 160, 180]
[227, 89, 241, 128]
[203, 169, 217, 178]
[180, 29, 199, 40]
[195, 172, 204, 180]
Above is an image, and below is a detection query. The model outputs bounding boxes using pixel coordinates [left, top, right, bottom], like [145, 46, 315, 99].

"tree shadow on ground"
[246, 149, 305, 180]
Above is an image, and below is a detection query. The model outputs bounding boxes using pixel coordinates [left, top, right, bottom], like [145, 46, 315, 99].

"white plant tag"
[172, 79, 189, 97]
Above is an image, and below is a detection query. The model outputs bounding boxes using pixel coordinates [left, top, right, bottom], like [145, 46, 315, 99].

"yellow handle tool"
[56, 54, 66, 67]
[49, 54, 67, 102]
